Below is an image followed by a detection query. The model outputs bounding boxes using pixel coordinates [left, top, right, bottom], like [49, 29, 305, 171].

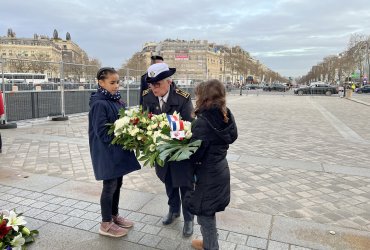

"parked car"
[294, 83, 338, 96]
[355, 85, 370, 93]
[243, 84, 261, 90]
[263, 83, 289, 92]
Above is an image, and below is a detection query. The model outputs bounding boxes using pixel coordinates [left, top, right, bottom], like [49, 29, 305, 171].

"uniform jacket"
[88, 91, 141, 180]
[142, 85, 194, 187]
[139, 73, 148, 106]
[184, 107, 238, 216]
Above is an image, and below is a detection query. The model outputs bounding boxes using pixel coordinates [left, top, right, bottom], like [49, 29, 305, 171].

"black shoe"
[183, 220, 194, 237]
[162, 212, 180, 225]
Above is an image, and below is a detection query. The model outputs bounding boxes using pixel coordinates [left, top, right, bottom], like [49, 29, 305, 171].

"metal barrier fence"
[0, 58, 197, 123]
[3, 85, 195, 122]
[4, 88, 139, 121]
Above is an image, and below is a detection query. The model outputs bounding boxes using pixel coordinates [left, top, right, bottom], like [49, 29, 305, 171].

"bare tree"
[119, 52, 147, 82]
[85, 58, 101, 81]
[7, 58, 30, 73]
[29, 53, 52, 73]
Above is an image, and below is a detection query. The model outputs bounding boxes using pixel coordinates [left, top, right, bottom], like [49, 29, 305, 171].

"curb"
[345, 97, 370, 106]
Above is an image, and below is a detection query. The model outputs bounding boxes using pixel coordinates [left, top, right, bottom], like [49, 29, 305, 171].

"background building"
[0, 28, 98, 82]
[121, 39, 287, 85]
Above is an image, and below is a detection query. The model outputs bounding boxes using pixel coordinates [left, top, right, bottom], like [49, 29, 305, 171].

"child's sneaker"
[112, 215, 134, 228]
[99, 221, 128, 237]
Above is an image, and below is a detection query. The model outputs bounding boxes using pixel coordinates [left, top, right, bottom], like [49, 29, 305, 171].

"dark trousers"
[164, 172, 193, 222]
[0, 133, 2, 153]
[100, 176, 123, 222]
[198, 215, 219, 250]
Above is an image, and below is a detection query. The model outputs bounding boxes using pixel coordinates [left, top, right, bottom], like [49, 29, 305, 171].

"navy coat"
[88, 92, 141, 180]
[142, 85, 194, 187]
[184, 107, 238, 216]
[139, 73, 148, 106]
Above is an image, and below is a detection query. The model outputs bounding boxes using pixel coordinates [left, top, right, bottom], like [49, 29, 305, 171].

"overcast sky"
[1, 0, 370, 77]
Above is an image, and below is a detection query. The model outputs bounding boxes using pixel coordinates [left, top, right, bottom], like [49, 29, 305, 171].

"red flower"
[0, 219, 12, 239]
[130, 117, 139, 125]
[148, 113, 153, 119]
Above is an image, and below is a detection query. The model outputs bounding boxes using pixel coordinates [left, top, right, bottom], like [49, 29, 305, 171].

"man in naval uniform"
[142, 63, 194, 237]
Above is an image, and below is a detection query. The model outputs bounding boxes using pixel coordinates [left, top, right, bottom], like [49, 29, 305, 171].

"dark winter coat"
[184, 107, 238, 216]
[89, 91, 141, 180]
[142, 85, 194, 187]
[139, 73, 148, 106]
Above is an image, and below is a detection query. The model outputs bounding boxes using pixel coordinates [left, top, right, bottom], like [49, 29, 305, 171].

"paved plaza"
[1, 92, 370, 249]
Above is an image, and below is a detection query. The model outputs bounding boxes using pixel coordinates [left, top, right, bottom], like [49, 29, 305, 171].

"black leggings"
[100, 176, 123, 222]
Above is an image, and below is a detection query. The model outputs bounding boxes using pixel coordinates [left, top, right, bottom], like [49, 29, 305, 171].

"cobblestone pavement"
[2, 181, 323, 250]
[1, 94, 370, 241]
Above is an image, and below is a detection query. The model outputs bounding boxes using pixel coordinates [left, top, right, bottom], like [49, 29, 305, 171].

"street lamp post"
[51, 61, 69, 121]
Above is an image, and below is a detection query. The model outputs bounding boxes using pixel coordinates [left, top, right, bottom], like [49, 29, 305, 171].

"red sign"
[175, 55, 189, 60]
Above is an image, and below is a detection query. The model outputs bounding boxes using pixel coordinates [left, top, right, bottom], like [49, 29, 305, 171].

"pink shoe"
[112, 215, 134, 228]
[99, 221, 128, 237]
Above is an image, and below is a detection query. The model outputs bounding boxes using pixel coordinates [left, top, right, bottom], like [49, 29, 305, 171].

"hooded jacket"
[88, 91, 141, 180]
[184, 107, 238, 216]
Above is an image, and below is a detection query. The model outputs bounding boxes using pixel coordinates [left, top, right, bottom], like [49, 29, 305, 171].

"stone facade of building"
[0, 29, 91, 81]
[139, 39, 280, 84]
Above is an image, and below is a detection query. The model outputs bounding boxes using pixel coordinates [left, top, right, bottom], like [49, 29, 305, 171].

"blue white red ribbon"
[166, 114, 184, 131]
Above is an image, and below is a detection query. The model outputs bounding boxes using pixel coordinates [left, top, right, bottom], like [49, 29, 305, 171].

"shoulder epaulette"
[142, 89, 151, 96]
[175, 88, 190, 98]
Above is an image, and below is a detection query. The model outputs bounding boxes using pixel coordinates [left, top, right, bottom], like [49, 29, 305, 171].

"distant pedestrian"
[88, 67, 141, 237]
[185, 79, 238, 250]
[139, 55, 164, 105]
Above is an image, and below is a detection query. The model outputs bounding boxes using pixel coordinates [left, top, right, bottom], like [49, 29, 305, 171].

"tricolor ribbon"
[166, 114, 184, 131]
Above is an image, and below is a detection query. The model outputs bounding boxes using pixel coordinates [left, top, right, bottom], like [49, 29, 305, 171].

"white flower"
[185, 131, 192, 139]
[151, 123, 158, 129]
[10, 233, 25, 249]
[140, 117, 148, 124]
[125, 108, 137, 117]
[149, 144, 156, 152]
[152, 131, 162, 143]
[129, 127, 139, 137]
[147, 130, 153, 136]
[114, 117, 131, 136]
[6, 210, 27, 232]
[183, 121, 192, 131]
[159, 121, 168, 129]
[137, 135, 143, 141]
[160, 134, 171, 141]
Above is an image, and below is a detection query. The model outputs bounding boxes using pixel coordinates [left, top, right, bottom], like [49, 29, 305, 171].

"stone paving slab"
[0, 167, 67, 192]
[238, 154, 323, 172]
[3, 180, 370, 250]
[0, 182, 289, 250]
[27, 222, 156, 250]
[43, 178, 102, 203]
[217, 207, 272, 239]
[271, 216, 370, 250]
[139, 194, 169, 216]
[323, 164, 370, 178]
